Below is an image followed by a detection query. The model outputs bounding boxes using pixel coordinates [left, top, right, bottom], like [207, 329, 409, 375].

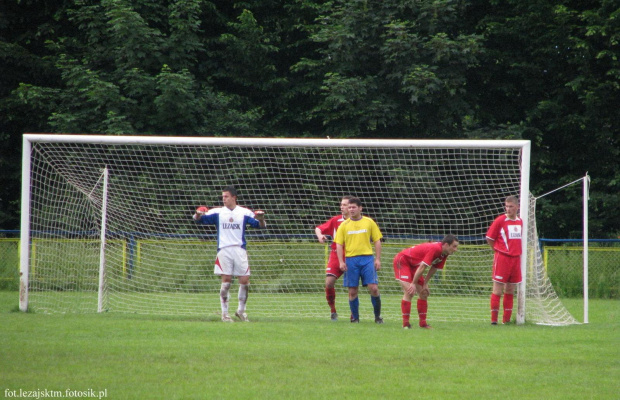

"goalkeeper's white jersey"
[197, 206, 262, 250]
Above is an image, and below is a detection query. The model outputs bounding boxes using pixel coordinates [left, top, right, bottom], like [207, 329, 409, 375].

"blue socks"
[349, 297, 359, 320]
[371, 295, 381, 318]
[349, 295, 382, 320]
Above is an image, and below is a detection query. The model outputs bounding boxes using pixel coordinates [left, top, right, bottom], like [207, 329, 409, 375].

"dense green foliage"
[1, 0, 618, 237]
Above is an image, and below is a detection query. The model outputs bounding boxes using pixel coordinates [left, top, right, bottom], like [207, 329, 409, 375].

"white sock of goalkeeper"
[220, 282, 231, 315]
[238, 284, 249, 313]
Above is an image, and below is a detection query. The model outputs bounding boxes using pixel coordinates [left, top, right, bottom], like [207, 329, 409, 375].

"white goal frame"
[21, 134, 536, 322]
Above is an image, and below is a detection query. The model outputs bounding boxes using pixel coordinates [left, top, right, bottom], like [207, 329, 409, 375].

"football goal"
[20, 134, 578, 325]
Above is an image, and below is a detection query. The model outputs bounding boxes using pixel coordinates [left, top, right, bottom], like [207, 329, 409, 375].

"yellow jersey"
[334, 216, 382, 257]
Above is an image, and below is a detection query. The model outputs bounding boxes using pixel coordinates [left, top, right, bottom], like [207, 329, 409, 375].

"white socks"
[220, 282, 231, 314]
[220, 282, 249, 315]
[238, 284, 249, 313]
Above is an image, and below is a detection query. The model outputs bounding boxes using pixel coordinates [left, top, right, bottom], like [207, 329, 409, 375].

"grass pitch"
[0, 292, 618, 399]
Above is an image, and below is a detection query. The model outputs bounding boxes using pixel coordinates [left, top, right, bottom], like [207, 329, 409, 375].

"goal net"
[20, 134, 578, 325]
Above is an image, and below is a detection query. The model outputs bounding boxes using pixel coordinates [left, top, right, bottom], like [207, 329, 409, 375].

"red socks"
[491, 293, 514, 324]
[490, 293, 500, 324]
[417, 299, 428, 327]
[325, 287, 336, 313]
[402, 300, 429, 327]
[503, 294, 514, 323]
[401, 300, 411, 327]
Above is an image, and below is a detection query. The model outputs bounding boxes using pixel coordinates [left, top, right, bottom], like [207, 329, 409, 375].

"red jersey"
[316, 215, 346, 251]
[399, 242, 449, 270]
[486, 214, 523, 256]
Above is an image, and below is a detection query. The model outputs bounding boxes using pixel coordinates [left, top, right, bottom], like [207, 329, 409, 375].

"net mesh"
[24, 138, 577, 324]
[525, 198, 579, 325]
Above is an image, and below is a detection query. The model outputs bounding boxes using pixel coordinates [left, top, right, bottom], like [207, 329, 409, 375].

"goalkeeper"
[393, 235, 459, 329]
[193, 186, 266, 323]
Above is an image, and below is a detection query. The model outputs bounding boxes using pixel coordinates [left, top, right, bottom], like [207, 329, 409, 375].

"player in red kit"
[486, 195, 522, 325]
[393, 235, 459, 329]
[315, 196, 353, 321]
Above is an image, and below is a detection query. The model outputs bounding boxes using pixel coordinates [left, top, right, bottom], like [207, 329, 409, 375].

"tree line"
[1, 0, 618, 238]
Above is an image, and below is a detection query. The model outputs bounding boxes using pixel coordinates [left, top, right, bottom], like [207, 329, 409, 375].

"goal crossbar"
[23, 133, 530, 148]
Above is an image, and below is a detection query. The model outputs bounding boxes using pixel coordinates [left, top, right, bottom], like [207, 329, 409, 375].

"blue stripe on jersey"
[196, 209, 261, 251]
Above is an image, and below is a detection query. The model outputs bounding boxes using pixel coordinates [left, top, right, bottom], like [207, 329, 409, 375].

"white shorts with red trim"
[214, 246, 250, 277]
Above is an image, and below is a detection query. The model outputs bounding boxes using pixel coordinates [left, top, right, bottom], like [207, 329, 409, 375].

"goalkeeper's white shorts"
[214, 246, 250, 277]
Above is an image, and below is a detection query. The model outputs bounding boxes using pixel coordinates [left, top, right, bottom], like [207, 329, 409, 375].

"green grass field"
[1, 292, 618, 400]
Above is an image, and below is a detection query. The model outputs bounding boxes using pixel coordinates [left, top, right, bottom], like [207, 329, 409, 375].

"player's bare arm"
[315, 227, 326, 243]
[336, 243, 347, 271]
[486, 237, 495, 248]
[412, 264, 427, 287]
[422, 267, 438, 297]
[254, 210, 266, 228]
[405, 282, 417, 296]
[193, 206, 208, 220]
[374, 240, 382, 270]
[425, 266, 438, 282]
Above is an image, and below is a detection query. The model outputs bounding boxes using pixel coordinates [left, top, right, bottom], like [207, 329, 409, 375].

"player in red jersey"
[315, 196, 353, 321]
[393, 235, 459, 329]
[486, 195, 522, 325]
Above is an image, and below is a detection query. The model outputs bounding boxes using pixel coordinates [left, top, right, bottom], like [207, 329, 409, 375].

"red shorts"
[325, 250, 344, 278]
[393, 254, 425, 285]
[492, 252, 522, 284]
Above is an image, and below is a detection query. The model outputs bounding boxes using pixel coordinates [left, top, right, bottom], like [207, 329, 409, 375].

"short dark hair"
[341, 195, 354, 202]
[348, 197, 362, 207]
[441, 234, 459, 245]
[222, 185, 238, 197]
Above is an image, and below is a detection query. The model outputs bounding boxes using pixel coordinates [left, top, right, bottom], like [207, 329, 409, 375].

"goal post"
[517, 141, 531, 325]
[19, 135, 33, 312]
[97, 166, 110, 313]
[19, 134, 578, 325]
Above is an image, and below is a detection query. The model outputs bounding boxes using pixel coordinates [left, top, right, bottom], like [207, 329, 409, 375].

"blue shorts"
[343, 255, 378, 287]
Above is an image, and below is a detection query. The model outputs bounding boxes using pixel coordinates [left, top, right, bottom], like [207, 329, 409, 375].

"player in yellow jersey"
[335, 197, 383, 323]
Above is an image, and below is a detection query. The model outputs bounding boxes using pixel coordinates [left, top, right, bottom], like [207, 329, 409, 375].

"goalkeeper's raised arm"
[193, 206, 209, 220]
[253, 209, 266, 228]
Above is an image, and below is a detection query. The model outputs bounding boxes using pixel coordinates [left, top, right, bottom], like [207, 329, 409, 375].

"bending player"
[315, 195, 353, 321]
[393, 235, 459, 329]
[193, 186, 266, 322]
[486, 195, 522, 325]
